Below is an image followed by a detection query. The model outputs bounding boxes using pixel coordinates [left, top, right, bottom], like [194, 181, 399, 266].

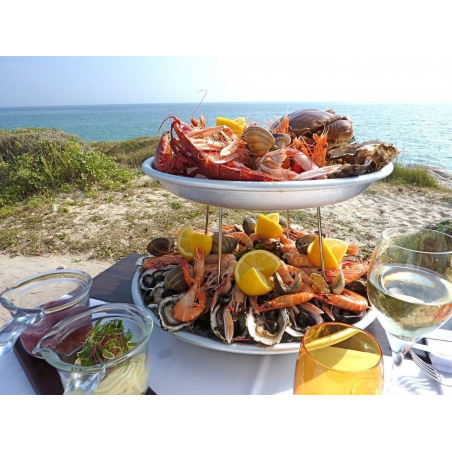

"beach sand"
[1, 182, 451, 327]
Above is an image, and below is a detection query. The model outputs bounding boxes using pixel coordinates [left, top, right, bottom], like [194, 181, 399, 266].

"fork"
[409, 350, 452, 387]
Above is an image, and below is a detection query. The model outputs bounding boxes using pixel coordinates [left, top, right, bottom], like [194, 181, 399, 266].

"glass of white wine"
[368, 227, 452, 393]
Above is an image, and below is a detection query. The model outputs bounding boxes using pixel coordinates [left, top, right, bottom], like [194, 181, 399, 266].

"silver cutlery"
[409, 350, 452, 387]
[411, 343, 452, 358]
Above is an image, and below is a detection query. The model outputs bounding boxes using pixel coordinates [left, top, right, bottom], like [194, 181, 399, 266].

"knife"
[424, 329, 452, 342]
[411, 343, 452, 358]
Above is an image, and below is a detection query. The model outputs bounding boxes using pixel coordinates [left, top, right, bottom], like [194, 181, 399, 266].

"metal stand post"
[205, 205, 210, 235]
[217, 207, 223, 284]
[286, 210, 290, 237]
[316, 207, 326, 278]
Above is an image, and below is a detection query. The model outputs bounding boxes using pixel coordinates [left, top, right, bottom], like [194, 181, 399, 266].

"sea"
[0, 102, 451, 171]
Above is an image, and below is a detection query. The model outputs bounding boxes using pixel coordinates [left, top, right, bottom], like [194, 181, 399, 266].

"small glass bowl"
[0, 269, 92, 355]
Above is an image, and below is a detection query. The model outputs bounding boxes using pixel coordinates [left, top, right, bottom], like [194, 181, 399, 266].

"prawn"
[284, 252, 314, 268]
[142, 254, 184, 269]
[173, 247, 206, 322]
[315, 289, 368, 312]
[255, 285, 316, 312]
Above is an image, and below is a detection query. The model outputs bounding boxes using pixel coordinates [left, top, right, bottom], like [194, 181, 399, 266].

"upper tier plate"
[142, 157, 393, 210]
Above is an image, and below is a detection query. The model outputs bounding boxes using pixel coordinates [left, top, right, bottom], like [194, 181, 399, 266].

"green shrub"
[90, 136, 160, 169]
[0, 129, 132, 206]
[384, 162, 439, 189]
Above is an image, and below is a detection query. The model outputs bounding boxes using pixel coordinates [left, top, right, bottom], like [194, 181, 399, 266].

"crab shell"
[270, 109, 354, 149]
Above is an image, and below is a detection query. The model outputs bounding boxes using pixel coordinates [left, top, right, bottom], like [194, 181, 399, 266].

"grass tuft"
[384, 162, 439, 189]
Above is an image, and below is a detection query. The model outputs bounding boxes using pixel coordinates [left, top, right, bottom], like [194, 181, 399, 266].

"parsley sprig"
[75, 319, 136, 366]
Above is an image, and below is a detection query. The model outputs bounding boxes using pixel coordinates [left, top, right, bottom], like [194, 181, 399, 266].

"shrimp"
[255, 285, 316, 312]
[346, 244, 360, 256]
[284, 252, 314, 268]
[278, 261, 294, 285]
[279, 234, 297, 253]
[315, 289, 368, 312]
[173, 247, 206, 322]
[228, 232, 253, 249]
[325, 260, 369, 283]
[204, 254, 237, 274]
[142, 254, 184, 269]
[223, 284, 247, 343]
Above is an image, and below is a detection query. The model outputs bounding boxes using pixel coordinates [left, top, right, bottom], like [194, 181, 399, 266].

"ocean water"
[0, 102, 451, 171]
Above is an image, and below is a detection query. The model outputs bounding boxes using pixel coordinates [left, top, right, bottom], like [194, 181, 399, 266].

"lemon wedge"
[236, 267, 273, 296]
[233, 117, 247, 128]
[266, 213, 280, 223]
[255, 214, 284, 239]
[176, 224, 194, 260]
[324, 238, 348, 263]
[307, 236, 339, 269]
[190, 233, 213, 258]
[216, 117, 245, 137]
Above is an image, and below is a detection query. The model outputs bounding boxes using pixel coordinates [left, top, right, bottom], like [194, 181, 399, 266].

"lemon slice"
[255, 214, 284, 239]
[177, 224, 194, 260]
[266, 213, 280, 223]
[307, 237, 339, 269]
[190, 233, 213, 257]
[325, 238, 348, 263]
[233, 117, 247, 128]
[236, 267, 272, 296]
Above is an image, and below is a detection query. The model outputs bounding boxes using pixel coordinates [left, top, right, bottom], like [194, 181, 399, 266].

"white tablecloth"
[0, 299, 442, 395]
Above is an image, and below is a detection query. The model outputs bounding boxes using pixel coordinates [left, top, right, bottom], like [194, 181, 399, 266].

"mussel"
[211, 233, 238, 254]
[242, 217, 256, 236]
[295, 235, 317, 254]
[244, 126, 275, 155]
[147, 237, 175, 256]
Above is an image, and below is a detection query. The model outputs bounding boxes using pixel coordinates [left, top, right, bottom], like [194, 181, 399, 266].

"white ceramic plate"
[142, 157, 393, 210]
[131, 264, 376, 355]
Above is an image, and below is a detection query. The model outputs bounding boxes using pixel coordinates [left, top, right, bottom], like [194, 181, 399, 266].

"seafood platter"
[142, 108, 399, 210]
[131, 213, 376, 355]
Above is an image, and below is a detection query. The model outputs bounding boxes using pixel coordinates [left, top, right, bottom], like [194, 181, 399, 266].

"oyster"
[140, 269, 167, 290]
[211, 304, 247, 344]
[157, 294, 188, 332]
[246, 307, 288, 346]
[326, 141, 400, 177]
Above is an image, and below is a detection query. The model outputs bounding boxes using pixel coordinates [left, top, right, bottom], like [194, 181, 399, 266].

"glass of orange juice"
[293, 322, 383, 395]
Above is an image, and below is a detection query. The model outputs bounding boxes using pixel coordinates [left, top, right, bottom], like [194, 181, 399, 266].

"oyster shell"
[211, 304, 247, 344]
[246, 307, 288, 346]
[245, 126, 275, 155]
[140, 269, 167, 290]
[157, 294, 188, 332]
[326, 141, 400, 176]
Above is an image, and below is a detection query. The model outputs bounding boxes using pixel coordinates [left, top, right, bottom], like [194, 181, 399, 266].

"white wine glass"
[368, 227, 452, 393]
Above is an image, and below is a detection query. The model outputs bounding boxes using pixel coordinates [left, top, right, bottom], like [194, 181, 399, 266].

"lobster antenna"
[192, 89, 207, 119]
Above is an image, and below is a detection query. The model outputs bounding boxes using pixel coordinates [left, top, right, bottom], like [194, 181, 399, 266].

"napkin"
[426, 331, 452, 395]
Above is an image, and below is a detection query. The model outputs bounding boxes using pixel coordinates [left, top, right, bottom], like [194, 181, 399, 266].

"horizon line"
[2, 100, 452, 109]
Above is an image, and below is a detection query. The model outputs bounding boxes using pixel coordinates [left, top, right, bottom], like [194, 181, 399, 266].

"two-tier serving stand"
[132, 157, 394, 355]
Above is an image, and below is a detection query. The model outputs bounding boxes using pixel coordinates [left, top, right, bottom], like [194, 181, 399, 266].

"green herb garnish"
[75, 319, 136, 366]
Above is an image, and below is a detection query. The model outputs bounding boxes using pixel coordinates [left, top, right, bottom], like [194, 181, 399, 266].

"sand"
[1, 182, 451, 328]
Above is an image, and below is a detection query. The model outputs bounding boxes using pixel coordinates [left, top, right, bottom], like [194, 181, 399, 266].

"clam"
[246, 307, 288, 346]
[244, 126, 275, 155]
[295, 235, 317, 254]
[242, 217, 256, 236]
[272, 133, 291, 149]
[164, 264, 193, 292]
[211, 233, 238, 254]
[330, 270, 345, 294]
[273, 272, 303, 296]
[310, 273, 330, 294]
[147, 237, 175, 256]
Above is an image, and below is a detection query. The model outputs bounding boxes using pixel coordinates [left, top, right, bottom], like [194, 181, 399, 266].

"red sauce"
[21, 299, 89, 355]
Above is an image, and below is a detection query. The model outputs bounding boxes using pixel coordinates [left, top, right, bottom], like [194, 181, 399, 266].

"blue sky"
[1, 56, 452, 107]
